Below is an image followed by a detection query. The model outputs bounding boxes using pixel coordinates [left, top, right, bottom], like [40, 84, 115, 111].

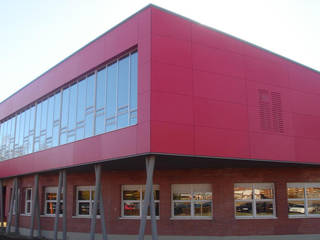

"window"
[234, 183, 275, 218]
[76, 186, 99, 216]
[0, 50, 137, 162]
[287, 183, 320, 217]
[24, 188, 32, 215]
[172, 184, 212, 219]
[44, 187, 63, 215]
[121, 185, 159, 218]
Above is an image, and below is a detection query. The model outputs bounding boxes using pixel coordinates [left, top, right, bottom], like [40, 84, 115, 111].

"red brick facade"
[2, 165, 320, 236]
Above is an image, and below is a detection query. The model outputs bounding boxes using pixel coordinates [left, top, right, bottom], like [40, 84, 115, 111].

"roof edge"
[0, 4, 154, 105]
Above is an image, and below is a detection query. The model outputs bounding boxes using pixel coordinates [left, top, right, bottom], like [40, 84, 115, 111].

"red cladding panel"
[193, 70, 247, 104]
[151, 7, 192, 41]
[151, 91, 193, 125]
[194, 97, 248, 131]
[152, 35, 192, 68]
[0, 7, 152, 177]
[150, 121, 194, 155]
[151, 61, 193, 95]
[244, 56, 289, 87]
[192, 43, 245, 79]
[250, 133, 295, 162]
[149, 6, 320, 165]
[194, 126, 250, 159]
[192, 23, 244, 54]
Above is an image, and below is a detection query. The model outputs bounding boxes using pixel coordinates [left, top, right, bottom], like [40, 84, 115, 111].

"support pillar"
[0, 179, 3, 229]
[62, 170, 67, 240]
[6, 177, 17, 234]
[30, 174, 41, 238]
[54, 171, 63, 240]
[90, 164, 108, 240]
[138, 156, 158, 240]
[14, 178, 20, 234]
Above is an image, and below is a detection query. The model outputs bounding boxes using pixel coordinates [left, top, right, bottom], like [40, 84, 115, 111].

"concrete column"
[30, 174, 40, 237]
[54, 171, 63, 240]
[90, 164, 108, 240]
[138, 156, 158, 240]
[6, 178, 17, 233]
[62, 170, 67, 240]
[14, 182, 20, 234]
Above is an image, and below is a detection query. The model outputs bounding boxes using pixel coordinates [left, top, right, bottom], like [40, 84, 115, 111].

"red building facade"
[1, 5, 320, 240]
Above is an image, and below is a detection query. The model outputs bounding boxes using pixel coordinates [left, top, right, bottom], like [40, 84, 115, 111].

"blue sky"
[1, 0, 319, 103]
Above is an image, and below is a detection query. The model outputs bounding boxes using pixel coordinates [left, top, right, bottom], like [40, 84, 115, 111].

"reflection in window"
[172, 184, 212, 218]
[122, 185, 160, 218]
[76, 186, 99, 216]
[288, 183, 320, 217]
[44, 187, 63, 215]
[0, 50, 138, 162]
[234, 183, 275, 218]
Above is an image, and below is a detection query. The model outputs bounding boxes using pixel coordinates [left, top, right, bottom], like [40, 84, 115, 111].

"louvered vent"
[259, 89, 284, 133]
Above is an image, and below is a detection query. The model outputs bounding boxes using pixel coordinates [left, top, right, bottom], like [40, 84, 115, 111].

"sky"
[0, 0, 319, 103]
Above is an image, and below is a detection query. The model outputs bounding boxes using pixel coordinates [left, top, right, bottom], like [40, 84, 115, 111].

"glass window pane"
[46, 202, 63, 215]
[41, 99, 48, 131]
[27, 189, 32, 200]
[142, 190, 160, 200]
[96, 68, 106, 110]
[46, 192, 57, 200]
[26, 202, 31, 213]
[130, 52, 138, 110]
[308, 200, 320, 214]
[78, 202, 90, 215]
[235, 201, 253, 216]
[118, 56, 129, 109]
[174, 202, 191, 216]
[288, 200, 305, 215]
[47, 96, 54, 139]
[85, 114, 94, 138]
[123, 190, 140, 200]
[234, 187, 253, 200]
[61, 88, 69, 129]
[146, 202, 160, 216]
[46, 202, 56, 215]
[173, 192, 192, 201]
[307, 187, 320, 199]
[68, 84, 77, 131]
[194, 192, 212, 200]
[194, 201, 212, 217]
[256, 201, 273, 216]
[288, 187, 304, 199]
[106, 63, 117, 119]
[124, 202, 140, 216]
[86, 74, 95, 108]
[255, 188, 273, 200]
[78, 190, 90, 200]
[117, 113, 128, 129]
[54, 92, 61, 122]
[77, 79, 86, 123]
[95, 114, 105, 135]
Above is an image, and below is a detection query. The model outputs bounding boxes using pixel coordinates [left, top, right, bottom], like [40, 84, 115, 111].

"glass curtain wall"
[0, 51, 137, 161]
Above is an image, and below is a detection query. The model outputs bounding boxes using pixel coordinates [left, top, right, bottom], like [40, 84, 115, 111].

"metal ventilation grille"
[259, 89, 284, 133]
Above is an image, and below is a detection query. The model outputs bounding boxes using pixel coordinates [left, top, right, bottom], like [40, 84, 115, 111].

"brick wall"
[3, 165, 320, 236]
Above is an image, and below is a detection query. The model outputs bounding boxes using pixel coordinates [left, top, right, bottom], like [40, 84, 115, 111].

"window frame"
[171, 184, 213, 220]
[24, 187, 32, 216]
[233, 183, 277, 219]
[44, 187, 63, 216]
[76, 186, 97, 217]
[121, 184, 160, 219]
[234, 183, 276, 219]
[287, 182, 320, 218]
